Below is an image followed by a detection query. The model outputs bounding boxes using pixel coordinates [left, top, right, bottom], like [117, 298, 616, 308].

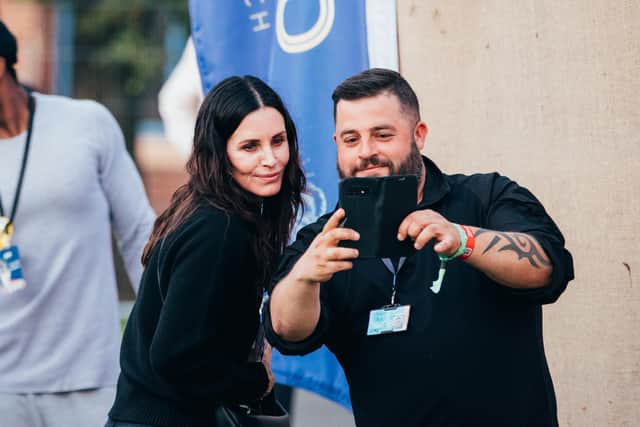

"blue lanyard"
[381, 257, 406, 305]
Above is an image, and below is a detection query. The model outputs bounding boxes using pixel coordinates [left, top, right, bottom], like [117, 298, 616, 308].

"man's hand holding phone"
[397, 209, 462, 254]
[291, 208, 360, 285]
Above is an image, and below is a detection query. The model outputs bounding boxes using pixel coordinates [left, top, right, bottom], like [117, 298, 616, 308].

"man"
[265, 68, 574, 426]
[0, 21, 154, 426]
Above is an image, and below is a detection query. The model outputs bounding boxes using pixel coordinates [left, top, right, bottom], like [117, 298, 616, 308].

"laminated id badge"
[0, 246, 27, 294]
[367, 304, 411, 336]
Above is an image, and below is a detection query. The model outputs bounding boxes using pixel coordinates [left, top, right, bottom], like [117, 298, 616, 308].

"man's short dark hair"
[0, 20, 18, 81]
[332, 68, 420, 122]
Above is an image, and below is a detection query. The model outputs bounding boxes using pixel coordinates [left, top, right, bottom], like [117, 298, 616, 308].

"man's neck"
[417, 163, 427, 204]
[0, 82, 29, 139]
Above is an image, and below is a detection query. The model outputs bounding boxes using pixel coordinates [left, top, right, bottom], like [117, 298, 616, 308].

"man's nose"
[357, 137, 377, 158]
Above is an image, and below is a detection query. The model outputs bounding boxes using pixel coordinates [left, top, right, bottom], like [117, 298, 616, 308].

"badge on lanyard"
[0, 245, 26, 294]
[367, 257, 410, 336]
[367, 304, 411, 336]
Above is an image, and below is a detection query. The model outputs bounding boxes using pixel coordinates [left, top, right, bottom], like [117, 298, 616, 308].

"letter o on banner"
[276, 0, 335, 53]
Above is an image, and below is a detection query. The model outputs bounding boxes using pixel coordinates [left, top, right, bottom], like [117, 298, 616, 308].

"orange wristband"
[459, 225, 475, 260]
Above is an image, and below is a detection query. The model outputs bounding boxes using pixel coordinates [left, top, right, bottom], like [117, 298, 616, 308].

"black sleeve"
[149, 214, 269, 404]
[485, 174, 575, 304]
[263, 213, 335, 355]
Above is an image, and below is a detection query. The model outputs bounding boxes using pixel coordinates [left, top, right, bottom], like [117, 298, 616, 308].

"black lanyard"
[0, 93, 36, 231]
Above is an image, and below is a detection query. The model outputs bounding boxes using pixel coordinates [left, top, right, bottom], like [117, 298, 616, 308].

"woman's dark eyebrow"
[238, 131, 286, 144]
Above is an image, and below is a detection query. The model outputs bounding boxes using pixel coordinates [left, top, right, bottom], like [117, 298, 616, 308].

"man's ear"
[414, 121, 428, 151]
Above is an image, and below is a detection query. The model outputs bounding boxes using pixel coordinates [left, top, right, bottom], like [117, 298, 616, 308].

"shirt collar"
[418, 155, 450, 208]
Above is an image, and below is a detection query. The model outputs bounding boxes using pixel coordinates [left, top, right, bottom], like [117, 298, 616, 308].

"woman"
[106, 76, 305, 426]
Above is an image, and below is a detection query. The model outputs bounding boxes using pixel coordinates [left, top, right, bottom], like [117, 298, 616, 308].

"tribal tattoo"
[474, 229, 551, 268]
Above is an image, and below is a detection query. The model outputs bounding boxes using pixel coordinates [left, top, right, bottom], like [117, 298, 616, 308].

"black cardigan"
[109, 204, 268, 427]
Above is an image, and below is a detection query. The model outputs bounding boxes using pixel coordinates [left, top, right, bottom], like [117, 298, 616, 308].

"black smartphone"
[338, 175, 417, 258]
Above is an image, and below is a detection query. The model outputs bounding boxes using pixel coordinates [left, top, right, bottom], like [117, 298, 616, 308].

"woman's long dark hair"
[142, 75, 305, 290]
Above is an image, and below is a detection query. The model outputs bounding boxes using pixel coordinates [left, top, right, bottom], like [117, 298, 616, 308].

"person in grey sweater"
[0, 20, 155, 426]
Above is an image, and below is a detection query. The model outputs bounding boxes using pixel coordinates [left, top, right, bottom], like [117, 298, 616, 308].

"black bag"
[214, 397, 289, 427]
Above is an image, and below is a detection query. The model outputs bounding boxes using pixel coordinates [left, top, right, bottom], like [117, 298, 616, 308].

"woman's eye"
[272, 137, 286, 146]
[242, 143, 257, 151]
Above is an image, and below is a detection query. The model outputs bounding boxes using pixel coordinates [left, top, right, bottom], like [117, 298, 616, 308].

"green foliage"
[30, 0, 189, 148]
[73, 0, 189, 97]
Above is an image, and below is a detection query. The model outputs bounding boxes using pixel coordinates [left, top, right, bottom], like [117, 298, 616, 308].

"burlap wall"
[397, 1, 639, 425]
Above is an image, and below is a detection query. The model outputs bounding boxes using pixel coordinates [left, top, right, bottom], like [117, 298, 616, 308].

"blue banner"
[190, 0, 370, 410]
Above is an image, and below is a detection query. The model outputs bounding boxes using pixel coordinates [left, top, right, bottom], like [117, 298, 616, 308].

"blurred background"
[0, 0, 191, 298]
[1, 1, 639, 426]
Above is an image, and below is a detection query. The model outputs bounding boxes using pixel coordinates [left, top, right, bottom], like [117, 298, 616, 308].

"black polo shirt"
[265, 156, 574, 427]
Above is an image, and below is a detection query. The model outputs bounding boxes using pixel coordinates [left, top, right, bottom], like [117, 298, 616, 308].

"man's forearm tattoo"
[474, 229, 551, 268]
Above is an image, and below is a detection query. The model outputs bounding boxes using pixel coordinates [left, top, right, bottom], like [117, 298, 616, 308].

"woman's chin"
[250, 183, 283, 198]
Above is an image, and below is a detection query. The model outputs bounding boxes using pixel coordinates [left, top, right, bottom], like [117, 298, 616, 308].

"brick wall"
[0, 0, 55, 92]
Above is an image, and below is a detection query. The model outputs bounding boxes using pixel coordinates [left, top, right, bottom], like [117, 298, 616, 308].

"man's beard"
[337, 138, 423, 179]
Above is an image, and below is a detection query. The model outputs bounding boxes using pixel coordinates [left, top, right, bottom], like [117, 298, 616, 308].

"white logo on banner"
[300, 181, 328, 227]
[293, 163, 329, 236]
[276, 0, 335, 53]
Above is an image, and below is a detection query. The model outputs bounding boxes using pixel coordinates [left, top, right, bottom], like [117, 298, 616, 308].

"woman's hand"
[261, 340, 275, 397]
